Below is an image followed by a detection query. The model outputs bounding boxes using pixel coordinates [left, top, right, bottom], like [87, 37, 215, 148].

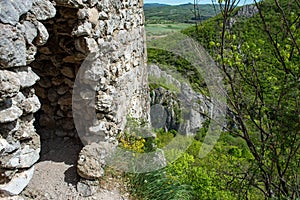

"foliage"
[127, 0, 300, 199]
[145, 23, 193, 39]
[144, 3, 220, 24]
[117, 117, 153, 153]
[194, 119, 210, 142]
[148, 75, 180, 93]
[126, 168, 193, 200]
[185, 0, 300, 198]
[125, 126, 257, 200]
[118, 132, 146, 153]
[162, 121, 259, 199]
[155, 129, 177, 148]
[147, 48, 209, 96]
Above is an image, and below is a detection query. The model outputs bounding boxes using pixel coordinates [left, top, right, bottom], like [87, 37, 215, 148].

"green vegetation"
[126, 127, 258, 200]
[183, 0, 300, 198]
[127, 168, 193, 200]
[144, 3, 220, 24]
[148, 48, 209, 96]
[117, 117, 154, 153]
[148, 75, 180, 93]
[144, 3, 220, 41]
[145, 23, 192, 38]
[155, 129, 178, 148]
[123, 0, 299, 199]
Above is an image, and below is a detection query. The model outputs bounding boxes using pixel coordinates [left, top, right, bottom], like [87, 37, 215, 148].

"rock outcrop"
[0, 0, 149, 196]
[148, 64, 211, 135]
[228, 4, 259, 28]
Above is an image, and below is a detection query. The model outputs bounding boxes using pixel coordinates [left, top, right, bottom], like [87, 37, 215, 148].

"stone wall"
[0, 0, 149, 196]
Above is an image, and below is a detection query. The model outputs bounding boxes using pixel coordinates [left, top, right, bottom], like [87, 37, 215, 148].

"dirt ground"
[20, 136, 129, 200]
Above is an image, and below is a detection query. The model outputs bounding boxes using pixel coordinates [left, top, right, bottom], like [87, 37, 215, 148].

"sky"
[144, 0, 256, 5]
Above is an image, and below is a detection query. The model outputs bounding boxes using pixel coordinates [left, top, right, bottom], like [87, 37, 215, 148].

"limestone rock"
[26, 45, 38, 64]
[77, 179, 99, 197]
[0, 137, 40, 169]
[55, 0, 85, 8]
[88, 122, 106, 137]
[77, 9, 88, 20]
[148, 65, 210, 134]
[87, 0, 98, 7]
[14, 119, 36, 140]
[30, 0, 56, 21]
[0, 168, 18, 185]
[20, 94, 41, 114]
[0, 105, 23, 124]
[22, 21, 37, 44]
[0, 167, 34, 196]
[0, 0, 150, 196]
[75, 37, 99, 54]
[96, 92, 113, 113]
[13, 91, 26, 107]
[87, 8, 99, 25]
[150, 87, 181, 132]
[0, 24, 27, 68]
[34, 21, 49, 46]
[150, 104, 168, 129]
[0, 70, 20, 102]
[0, 196, 24, 200]
[0, 139, 21, 156]
[80, 58, 105, 84]
[77, 142, 114, 179]
[72, 22, 92, 37]
[99, 11, 108, 20]
[15, 67, 39, 88]
[228, 5, 258, 28]
[0, 0, 33, 25]
[237, 4, 258, 18]
[0, 120, 20, 140]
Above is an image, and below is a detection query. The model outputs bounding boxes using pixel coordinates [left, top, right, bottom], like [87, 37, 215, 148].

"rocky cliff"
[148, 64, 211, 135]
[0, 0, 149, 196]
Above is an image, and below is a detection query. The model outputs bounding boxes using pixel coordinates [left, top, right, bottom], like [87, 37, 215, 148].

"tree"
[193, 0, 300, 198]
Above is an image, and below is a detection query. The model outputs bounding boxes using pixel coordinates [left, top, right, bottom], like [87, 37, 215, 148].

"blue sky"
[144, 0, 255, 5]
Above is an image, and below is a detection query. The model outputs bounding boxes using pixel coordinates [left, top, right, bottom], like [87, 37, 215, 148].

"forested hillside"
[139, 0, 299, 199]
[144, 3, 220, 23]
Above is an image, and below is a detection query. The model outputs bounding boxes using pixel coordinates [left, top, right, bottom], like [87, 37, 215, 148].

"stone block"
[31, 0, 56, 20]
[0, 0, 33, 25]
[0, 167, 34, 196]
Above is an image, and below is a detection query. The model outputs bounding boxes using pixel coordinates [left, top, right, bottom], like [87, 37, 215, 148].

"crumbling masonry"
[0, 0, 149, 196]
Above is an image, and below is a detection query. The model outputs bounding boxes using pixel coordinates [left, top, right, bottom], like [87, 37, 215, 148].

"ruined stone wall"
[0, 0, 149, 196]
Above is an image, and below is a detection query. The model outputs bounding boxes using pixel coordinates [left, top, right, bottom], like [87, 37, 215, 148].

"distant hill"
[144, 3, 220, 24]
[144, 3, 169, 7]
